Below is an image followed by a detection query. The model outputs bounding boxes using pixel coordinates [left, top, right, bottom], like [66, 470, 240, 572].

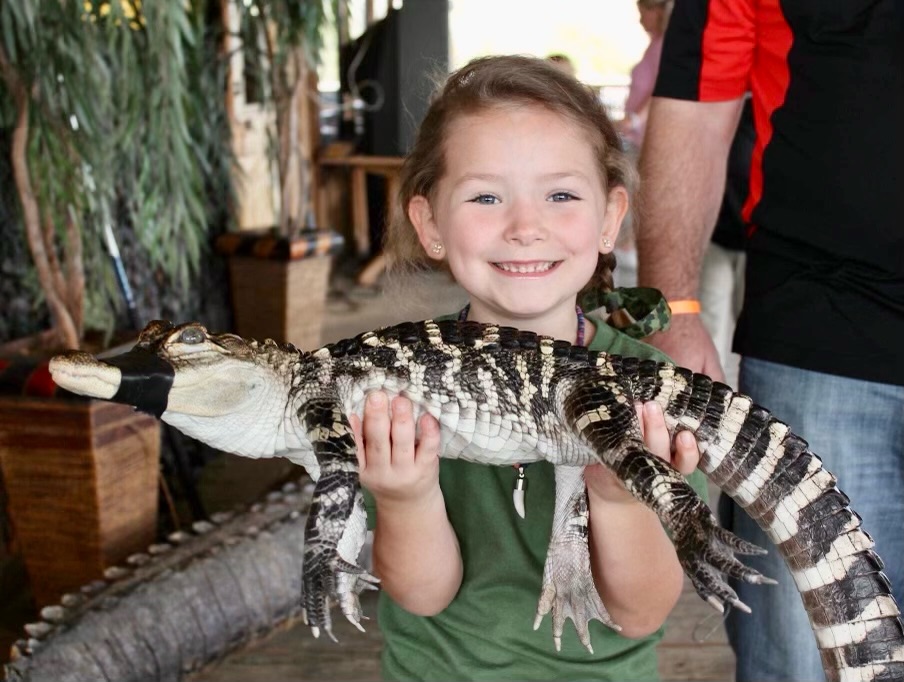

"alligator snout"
[49, 352, 122, 400]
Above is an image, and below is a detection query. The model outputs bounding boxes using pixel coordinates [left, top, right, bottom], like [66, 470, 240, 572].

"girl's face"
[409, 105, 627, 336]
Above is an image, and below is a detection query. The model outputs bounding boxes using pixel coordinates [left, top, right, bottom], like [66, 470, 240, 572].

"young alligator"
[49, 319, 904, 682]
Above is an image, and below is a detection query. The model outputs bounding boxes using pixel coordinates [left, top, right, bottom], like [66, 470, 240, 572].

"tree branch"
[64, 204, 85, 337]
[0, 43, 81, 349]
[41, 210, 68, 301]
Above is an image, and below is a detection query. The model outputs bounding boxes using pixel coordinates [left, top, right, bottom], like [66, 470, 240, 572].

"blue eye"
[469, 194, 499, 205]
[549, 191, 578, 202]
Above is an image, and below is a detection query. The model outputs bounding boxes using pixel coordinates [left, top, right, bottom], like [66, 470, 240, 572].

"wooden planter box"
[216, 229, 344, 351]
[0, 360, 160, 607]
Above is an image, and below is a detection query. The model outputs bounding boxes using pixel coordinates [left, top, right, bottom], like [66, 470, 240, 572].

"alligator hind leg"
[564, 379, 774, 615]
[534, 465, 619, 653]
[614, 446, 777, 611]
[301, 401, 377, 640]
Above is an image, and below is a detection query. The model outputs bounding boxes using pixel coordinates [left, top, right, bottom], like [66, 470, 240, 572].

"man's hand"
[648, 315, 725, 382]
[585, 401, 700, 505]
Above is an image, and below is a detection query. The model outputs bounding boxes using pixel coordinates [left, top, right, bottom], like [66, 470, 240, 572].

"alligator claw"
[533, 539, 620, 653]
[303, 553, 377, 640]
[336, 564, 379, 631]
[730, 598, 752, 614]
[705, 595, 725, 613]
[674, 506, 775, 613]
[713, 525, 767, 556]
[748, 574, 779, 586]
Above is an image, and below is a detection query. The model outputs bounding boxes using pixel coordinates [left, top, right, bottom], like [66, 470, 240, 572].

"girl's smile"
[492, 260, 560, 276]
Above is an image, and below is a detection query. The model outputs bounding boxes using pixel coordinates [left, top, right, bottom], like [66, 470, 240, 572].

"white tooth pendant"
[513, 464, 527, 518]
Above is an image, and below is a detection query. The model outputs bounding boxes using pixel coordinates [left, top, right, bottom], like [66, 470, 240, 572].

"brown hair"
[384, 54, 637, 297]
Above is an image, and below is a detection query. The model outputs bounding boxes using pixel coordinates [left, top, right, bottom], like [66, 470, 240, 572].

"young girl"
[351, 55, 707, 681]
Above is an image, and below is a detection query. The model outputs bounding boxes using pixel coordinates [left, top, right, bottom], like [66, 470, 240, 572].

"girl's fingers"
[640, 401, 671, 461]
[414, 413, 441, 464]
[362, 392, 392, 467]
[672, 430, 701, 475]
[638, 401, 702, 472]
[389, 396, 417, 465]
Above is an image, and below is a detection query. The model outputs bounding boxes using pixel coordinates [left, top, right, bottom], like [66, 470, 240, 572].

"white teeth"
[495, 261, 556, 274]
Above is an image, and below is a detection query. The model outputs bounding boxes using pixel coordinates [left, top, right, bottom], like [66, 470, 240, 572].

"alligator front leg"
[301, 400, 378, 640]
[333, 489, 379, 629]
[534, 465, 619, 653]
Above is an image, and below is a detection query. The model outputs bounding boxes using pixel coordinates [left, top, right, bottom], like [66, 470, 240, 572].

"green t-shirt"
[367, 312, 709, 682]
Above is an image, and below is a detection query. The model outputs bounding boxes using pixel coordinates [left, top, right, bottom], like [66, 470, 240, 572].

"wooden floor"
[190, 580, 734, 682]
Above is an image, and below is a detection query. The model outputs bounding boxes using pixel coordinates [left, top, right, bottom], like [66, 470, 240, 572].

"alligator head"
[49, 320, 304, 457]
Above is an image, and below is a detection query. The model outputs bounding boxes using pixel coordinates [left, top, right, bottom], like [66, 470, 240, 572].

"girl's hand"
[585, 401, 700, 505]
[350, 392, 442, 509]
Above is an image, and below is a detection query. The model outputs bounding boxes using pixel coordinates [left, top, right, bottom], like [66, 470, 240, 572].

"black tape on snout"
[102, 348, 175, 418]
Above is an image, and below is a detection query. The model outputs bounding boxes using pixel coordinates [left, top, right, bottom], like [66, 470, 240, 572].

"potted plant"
[0, 0, 232, 606]
[215, 0, 345, 351]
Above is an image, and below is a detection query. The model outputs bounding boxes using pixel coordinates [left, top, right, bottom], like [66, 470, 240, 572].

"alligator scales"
[49, 319, 904, 681]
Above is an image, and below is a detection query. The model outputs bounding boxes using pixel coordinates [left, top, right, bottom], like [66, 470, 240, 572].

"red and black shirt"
[654, 0, 904, 385]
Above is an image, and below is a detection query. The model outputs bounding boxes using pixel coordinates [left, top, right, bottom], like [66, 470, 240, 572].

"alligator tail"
[622, 357, 904, 682]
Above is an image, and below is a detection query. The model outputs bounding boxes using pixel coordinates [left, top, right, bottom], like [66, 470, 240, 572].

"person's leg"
[719, 357, 904, 682]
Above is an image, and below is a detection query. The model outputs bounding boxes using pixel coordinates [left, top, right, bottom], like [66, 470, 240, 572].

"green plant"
[0, 1, 223, 349]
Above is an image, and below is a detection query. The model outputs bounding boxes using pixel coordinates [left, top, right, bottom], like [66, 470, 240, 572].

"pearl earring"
[431, 242, 444, 254]
[602, 237, 613, 249]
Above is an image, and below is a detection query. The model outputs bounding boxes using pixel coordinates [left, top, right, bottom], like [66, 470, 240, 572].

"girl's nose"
[503, 201, 546, 244]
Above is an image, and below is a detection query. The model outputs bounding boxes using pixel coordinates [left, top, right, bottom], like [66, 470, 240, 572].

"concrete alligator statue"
[3, 481, 324, 682]
[37, 318, 904, 682]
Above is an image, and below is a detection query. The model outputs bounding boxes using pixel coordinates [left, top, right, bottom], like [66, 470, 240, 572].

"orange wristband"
[668, 299, 702, 315]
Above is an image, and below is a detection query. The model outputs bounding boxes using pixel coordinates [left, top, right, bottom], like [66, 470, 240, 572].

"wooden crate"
[0, 396, 159, 607]
[228, 254, 331, 351]
[216, 229, 344, 352]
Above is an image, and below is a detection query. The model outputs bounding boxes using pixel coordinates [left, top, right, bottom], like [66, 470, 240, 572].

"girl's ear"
[409, 195, 444, 260]
[600, 186, 630, 253]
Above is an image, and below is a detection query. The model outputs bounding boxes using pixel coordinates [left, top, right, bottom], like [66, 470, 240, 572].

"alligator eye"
[179, 327, 206, 345]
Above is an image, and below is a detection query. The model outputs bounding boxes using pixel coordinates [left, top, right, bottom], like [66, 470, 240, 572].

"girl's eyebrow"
[541, 171, 591, 182]
[451, 171, 590, 186]
[451, 172, 503, 186]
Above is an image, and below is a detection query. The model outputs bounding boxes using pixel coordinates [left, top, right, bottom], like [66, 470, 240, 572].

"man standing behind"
[635, 1, 904, 681]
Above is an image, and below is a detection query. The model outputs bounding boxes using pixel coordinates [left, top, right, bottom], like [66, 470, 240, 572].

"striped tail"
[622, 357, 904, 682]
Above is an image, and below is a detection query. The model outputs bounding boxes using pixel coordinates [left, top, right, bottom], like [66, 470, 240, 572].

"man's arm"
[636, 96, 745, 378]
